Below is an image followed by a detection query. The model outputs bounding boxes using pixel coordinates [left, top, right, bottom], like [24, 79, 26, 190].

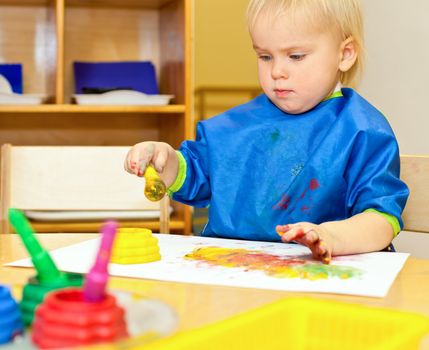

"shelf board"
[0, 0, 174, 7]
[66, 0, 175, 9]
[0, 104, 185, 114]
[0, 0, 49, 5]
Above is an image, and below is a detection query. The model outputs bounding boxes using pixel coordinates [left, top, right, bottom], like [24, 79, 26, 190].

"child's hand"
[276, 223, 333, 264]
[124, 141, 174, 177]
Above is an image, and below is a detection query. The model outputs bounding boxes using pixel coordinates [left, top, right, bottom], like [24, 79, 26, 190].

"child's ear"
[339, 37, 358, 72]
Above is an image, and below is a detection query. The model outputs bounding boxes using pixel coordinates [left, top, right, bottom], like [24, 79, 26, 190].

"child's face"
[251, 14, 344, 114]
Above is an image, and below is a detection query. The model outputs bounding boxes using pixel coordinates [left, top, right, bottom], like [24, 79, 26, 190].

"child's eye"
[258, 55, 272, 62]
[289, 54, 306, 61]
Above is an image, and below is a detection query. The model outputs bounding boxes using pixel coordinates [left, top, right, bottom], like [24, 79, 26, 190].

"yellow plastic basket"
[140, 297, 429, 350]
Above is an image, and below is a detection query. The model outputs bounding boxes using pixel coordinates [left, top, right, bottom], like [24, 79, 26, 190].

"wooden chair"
[395, 155, 429, 258]
[0, 144, 170, 234]
[400, 155, 429, 233]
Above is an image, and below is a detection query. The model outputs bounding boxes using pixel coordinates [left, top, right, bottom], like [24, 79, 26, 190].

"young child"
[124, 0, 409, 263]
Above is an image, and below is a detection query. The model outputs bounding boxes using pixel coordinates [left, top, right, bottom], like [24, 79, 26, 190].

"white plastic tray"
[74, 90, 174, 106]
[0, 92, 48, 105]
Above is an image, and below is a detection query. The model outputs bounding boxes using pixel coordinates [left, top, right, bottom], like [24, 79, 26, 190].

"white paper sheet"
[6, 234, 409, 298]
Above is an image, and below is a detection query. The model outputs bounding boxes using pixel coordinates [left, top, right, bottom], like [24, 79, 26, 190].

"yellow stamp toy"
[111, 228, 161, 264]
[144, 166, 166, 202]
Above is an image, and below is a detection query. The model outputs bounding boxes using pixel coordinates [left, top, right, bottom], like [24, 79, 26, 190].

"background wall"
[194, 0, 258, 120]
[359, 1, 429, 154]
[194, 0, 256, 88]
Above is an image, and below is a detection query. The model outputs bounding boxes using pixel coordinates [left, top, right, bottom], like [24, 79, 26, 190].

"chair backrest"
[400, 155, 429, 233]
[0, 144, 170, 234]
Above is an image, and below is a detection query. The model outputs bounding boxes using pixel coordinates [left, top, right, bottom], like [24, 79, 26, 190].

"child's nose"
[271, 60, 289, 79]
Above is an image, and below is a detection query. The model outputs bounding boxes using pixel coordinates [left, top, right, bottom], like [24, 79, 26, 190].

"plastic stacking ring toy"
[111, 228, 161, 264]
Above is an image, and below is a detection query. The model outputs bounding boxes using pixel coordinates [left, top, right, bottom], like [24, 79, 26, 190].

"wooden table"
[1, 234, 429, 347]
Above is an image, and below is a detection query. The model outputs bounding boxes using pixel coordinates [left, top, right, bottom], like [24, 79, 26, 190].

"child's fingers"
[137, 143, 155, 176]
[152, 147, 168, 173]
[303, 231, 332, 264]
[278, 227, 306, 242]
[320, 248, 332, 264]
[275, 225, 290, 235]
[312, 240, 331, 264]
[124, 152, 134, 174]
[127, 148, 141, 176]
[278, 226, 332, 264]
[127, 143, 155, 177]
[276, 222, 311, 234]
[125, 151, 143, 176]
[301, 229, 320, 244]
[278, 225, 317, 243]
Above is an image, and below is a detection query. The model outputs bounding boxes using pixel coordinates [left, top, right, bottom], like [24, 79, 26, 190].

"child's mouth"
[274, 89, 293, 98]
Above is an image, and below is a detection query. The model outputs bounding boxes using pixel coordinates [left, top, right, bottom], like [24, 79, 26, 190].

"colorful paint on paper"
[185, 247, 362, 281]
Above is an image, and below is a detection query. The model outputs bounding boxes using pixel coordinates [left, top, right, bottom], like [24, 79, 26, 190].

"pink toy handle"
[83, 220, 118, 302]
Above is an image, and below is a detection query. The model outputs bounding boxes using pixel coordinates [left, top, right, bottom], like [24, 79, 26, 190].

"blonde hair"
[247, 0, 364, 88]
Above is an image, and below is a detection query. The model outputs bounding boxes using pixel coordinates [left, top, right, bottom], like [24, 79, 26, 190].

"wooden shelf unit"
[0, 105, 186, 113]
[31, 215, 186, 234]
[0, 0, 194, 234]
